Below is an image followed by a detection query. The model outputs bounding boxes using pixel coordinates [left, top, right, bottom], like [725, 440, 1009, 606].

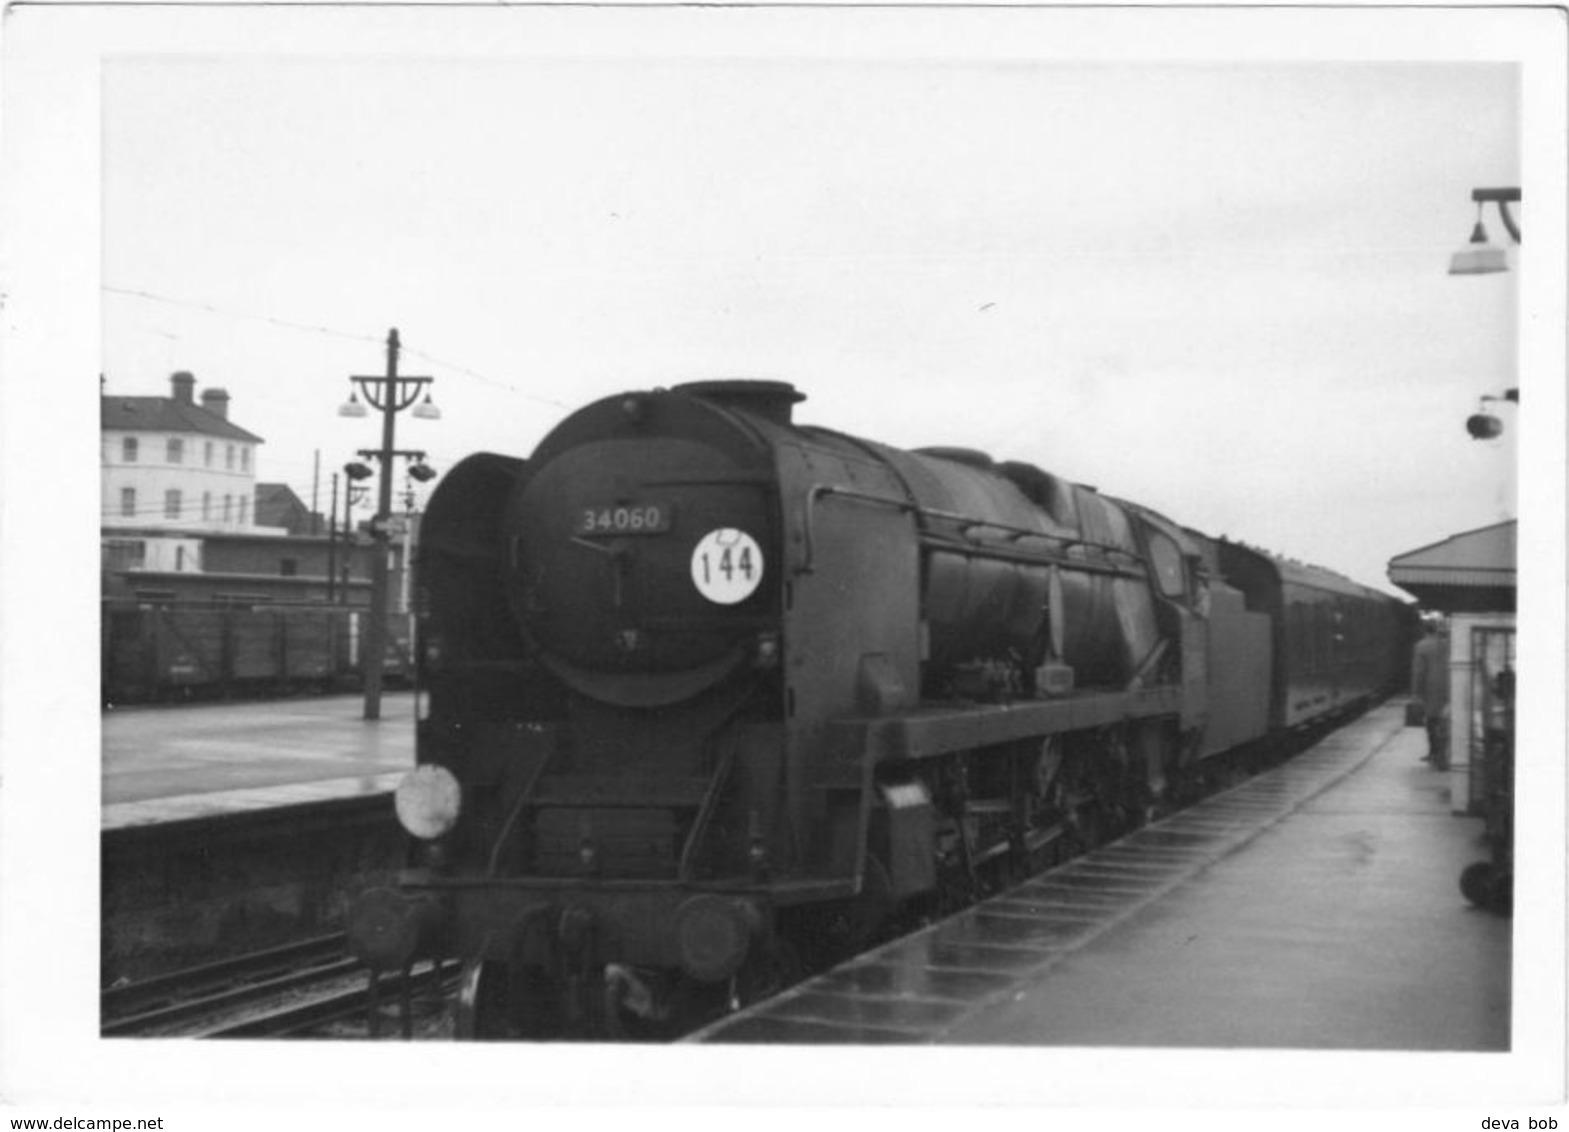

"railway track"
[98, 711, 1363, 1042]
[102, 933, 456, 1038]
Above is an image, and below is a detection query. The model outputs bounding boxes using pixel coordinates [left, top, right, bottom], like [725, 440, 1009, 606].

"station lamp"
[1449, 187, 1521, 276]
[1465, 389, 1519, 441]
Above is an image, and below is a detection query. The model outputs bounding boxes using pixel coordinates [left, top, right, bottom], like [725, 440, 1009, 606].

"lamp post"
[351, 443, 432, 611]
[340, 328, 440, 721]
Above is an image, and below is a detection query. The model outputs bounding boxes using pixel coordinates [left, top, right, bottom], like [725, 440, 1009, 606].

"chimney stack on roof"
[170, 371, 196, 405]
[200, 388, 231, 420]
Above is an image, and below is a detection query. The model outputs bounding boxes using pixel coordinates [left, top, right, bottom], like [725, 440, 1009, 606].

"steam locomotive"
[348, 380, 1411, 1038]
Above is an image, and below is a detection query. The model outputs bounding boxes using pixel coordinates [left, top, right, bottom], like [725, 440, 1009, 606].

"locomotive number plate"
[575, 502, 673, 536]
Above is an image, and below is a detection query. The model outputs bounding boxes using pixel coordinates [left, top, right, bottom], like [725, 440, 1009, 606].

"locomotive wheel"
[455, 959, 559, 1040]
[455, 958, 513, 1040]
[1066, 806, 1105, 856]
[813, 854, 898, 965]
[601, 970, 661, 1042]
[846, 854, 896, 950]
[601, 984, 640, 1041]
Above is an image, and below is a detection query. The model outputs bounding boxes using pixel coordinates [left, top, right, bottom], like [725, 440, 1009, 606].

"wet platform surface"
[693, 705, 1511, 1050]
[101, 693, 414, 829]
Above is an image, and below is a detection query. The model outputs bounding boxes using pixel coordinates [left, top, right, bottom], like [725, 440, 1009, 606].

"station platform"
[101, 692, 415, 830]
[693, 703, 1512, 1050]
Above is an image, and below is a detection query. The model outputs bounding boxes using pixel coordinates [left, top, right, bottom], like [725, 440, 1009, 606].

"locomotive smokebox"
[674, 379, 805, 425]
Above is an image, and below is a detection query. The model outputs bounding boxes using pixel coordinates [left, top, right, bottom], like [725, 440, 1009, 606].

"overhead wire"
[104, 283, 575, 411]
[102, 285, 385, 347]
[100, 458, 438, 521]
[401, 345, 572, 411]
[102, 285, 571, 517]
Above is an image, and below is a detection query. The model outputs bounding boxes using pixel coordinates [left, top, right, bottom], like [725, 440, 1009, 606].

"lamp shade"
[1449, 244, 1509, 275]
[1466, 413, 1504, 440]
[1449, 220, 1509, 276]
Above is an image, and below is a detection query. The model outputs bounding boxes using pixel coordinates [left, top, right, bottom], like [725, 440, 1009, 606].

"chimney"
[170, 371, 196, 404]
[672, 380, 806, 425]
[200, 388, 231, 420]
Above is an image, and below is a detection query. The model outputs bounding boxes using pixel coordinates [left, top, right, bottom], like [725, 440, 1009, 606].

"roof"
[1193, 532, 1395, 604]
[255, 483, 303, 508]
[255, 483, 312, 532]
[100, 395, 263, 443]
[1273, 556, 1390, 601]
[101, 524, 379, 548]
[1387, 520, 1516, 613]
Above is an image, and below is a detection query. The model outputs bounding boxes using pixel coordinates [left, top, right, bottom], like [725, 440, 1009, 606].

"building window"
[121, 436, 139, 462]
[202, 492, 211, 521]
[280, 558, 299, 577]
[167, 438, 184, 464]
[175, 546, 186, 571]
[223, 495, 232, 522]
[241, 447, 250, 472]
[239, 496, 249, 525]
[104, 539, 146, 570]
[120, 487, 136, 517]
[226, 445, 235, 470]
[164, 489, 182, 519]
[205, 441, 214, 467]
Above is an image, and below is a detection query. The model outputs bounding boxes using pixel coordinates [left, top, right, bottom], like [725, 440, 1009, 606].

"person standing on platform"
[1411, 621, 1451, 769]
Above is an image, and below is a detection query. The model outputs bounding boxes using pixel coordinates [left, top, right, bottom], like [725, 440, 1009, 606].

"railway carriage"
[101, 600, 412, 703]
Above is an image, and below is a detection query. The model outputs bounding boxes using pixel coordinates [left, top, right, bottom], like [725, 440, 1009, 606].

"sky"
[99, 51, 1524, 595]
[3, 3, 1566, 1121]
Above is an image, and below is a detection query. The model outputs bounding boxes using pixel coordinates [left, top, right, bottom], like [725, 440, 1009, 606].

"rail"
[102, 932, 459, 1039]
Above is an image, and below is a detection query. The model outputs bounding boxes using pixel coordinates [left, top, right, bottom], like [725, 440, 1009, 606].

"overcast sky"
[3, 3, 1566, 1119]
[101, 52, 1523, 594]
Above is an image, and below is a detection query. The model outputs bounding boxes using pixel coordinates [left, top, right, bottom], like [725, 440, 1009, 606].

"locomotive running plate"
[574, 502, 674, 536]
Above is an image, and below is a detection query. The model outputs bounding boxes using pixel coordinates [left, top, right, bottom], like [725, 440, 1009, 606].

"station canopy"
[1387, 520, 1516, 614]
